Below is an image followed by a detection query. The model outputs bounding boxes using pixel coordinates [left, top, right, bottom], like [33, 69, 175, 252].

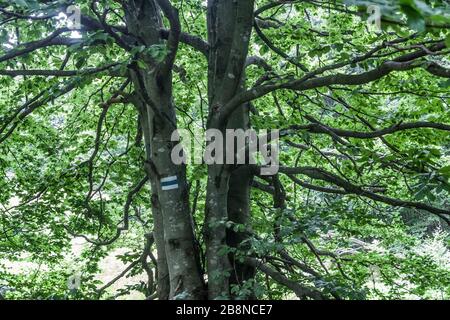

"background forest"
[0, 0, 449, 300]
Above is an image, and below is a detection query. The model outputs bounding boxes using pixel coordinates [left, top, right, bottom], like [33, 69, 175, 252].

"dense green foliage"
[0, 0, 449, 300]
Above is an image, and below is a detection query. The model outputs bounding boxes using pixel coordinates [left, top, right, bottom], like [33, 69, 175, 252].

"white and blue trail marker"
[161, 175, 179, 191]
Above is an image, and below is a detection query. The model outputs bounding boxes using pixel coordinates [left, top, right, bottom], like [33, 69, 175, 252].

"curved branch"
[0, 28, 71, 63]
[245, 55, 272, 71]
[425, 61, 450, 78]
[254, 0, 297, 16]
[286, 121, 450, 139]
[0, 7, 60, 20]
[96, 259, 140, 296]
[156, 0, 181, 71]
[65, 175, 149, 246]
[0, 80, 77, 144]
[217, 41, 447, 125]
[253, 19, 308, 72]
[90, 3, 131, 51]
[278, 166, 450, 222]
[287, 174, 348, 194]
[245, 258, 327, 300]
[0, 63, 121, 77]
[159, 29, 208, 56]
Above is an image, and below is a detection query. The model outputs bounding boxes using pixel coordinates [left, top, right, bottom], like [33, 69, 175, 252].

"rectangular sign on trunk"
[161, 175, 178, 191]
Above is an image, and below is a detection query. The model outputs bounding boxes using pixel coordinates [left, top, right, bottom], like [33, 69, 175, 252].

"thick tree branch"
[0, 28, 72, 63]
[156, 0, 181, 71]
[159, 29, 209, 56]
[245, 258, 327, 299]
[0, 63, 121, 77]
[278, 166, 450, 221]
[285, 121, 450, 139]
[217, 41, 447, 124]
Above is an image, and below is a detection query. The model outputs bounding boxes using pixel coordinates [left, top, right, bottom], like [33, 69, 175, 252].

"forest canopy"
[0, 0, 449, 300]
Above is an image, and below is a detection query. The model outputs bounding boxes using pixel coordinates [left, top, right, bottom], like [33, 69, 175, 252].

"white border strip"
[161, 176, 177, 183]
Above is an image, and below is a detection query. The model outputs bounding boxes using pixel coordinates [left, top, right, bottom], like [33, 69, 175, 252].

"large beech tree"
[0, 0, 449, 300]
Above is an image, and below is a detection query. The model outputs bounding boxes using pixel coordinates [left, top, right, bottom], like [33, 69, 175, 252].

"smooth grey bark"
[225, 59, 255, 295]
[150, 118, 204, 299]
[226, 103, 255, 297]
[204, 166, 232, 299]
[124, 0, 204, 299]
[135, 98, 170, 300]
[205, 0, 255, 299]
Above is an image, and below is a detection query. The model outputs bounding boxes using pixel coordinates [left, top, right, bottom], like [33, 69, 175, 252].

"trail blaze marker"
[161, 175, 179, 191]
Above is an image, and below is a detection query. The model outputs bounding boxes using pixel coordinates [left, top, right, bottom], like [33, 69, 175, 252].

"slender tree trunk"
[150, 121, 204, 299]
[205, 0, 255, 299]
[125, 0, 204, 299]
[137, 100, 170, 300]
[204, 166, 232, 299]
[226, 104, 255, 297]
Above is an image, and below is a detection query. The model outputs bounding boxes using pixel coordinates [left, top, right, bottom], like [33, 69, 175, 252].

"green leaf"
[75, 57, 86, 69]
[439, 165, 450, 177]
[136, 59, 147, 70]
[145, 44, 168, 63]
[445, 33, 450, 48]
[439, 79, 450, 88]
[400, 4, 426, 32]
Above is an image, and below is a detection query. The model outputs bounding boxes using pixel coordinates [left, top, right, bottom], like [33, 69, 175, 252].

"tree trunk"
[205, 0, 255, 299]
[226, 104, 255, 297]
[151, 124, 205, 299]
[125, 0, 204, 299]
[137, 100, 170, 300]
[204, 165, 232, 299]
